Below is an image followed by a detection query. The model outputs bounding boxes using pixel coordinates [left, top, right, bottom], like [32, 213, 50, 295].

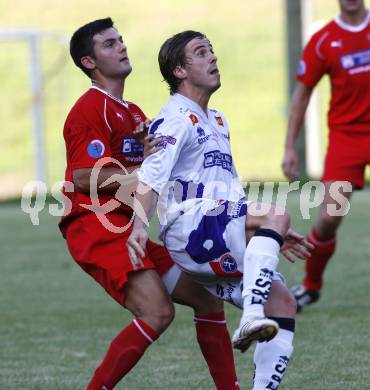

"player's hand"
[133, 119, 151, 144]
[143, 134, 163, 158]
[133, 119, 162, 158]
[280, 228, 314, 263]
[127, 227, 149, 267]
[282, 148, 299, 182]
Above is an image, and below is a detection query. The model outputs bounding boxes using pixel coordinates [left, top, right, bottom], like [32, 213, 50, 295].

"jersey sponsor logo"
[209, 254, 242, 277]
[215, 282, 239, 304]
[220, 254, 238, 273]
[215, 116, 224, 126]
[197, 126, 210, 144]
[348, 64, 370, 75]
[204, 150, 232, 172]
[330, 40, 342, 48]
[216, 283, 225, 298]
[148, 118, 176, 148]
[189, 113, 199, 125]
[341, 49, 370, 70]
[125, 156, 143, 163]
[179, 107, 190, 114]
[121, 137, 144, 155]
[197, 127, 205, 137]
[87, 140, 105, 158]
[297, 60, 306, 76]
[132, 113, 142, 125]
[156, 135, 177, 149]
[116, 112, 124, 120]
[148, 118, 164, 134]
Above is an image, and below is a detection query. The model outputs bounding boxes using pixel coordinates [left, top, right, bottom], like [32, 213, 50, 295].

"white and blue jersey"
[139, 93, 284, 307]
[138, 92, 247, 281]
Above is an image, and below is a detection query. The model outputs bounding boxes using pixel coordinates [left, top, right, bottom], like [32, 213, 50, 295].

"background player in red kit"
[282, 0, 370, 310]
[60, 18, 240, 389]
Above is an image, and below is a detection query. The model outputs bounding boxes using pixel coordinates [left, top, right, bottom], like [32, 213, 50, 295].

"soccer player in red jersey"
[282, 0, 370, 310]
[60, 18, 240, 389]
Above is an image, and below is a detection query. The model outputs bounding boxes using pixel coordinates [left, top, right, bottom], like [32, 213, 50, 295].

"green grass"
[1, 189, 370, 389]
[0, 0, 343, 194]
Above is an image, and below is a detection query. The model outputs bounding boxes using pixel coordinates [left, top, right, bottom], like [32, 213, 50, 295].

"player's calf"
[234, 208, 291, 351]
[252, 282, 296, 389]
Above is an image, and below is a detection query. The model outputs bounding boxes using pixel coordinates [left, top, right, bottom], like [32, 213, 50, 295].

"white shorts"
[162, 199, 285, 307]
[161, 264, 182, 294]
[163, 199, 247, 280]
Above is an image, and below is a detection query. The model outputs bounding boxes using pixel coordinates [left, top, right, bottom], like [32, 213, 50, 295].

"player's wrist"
[132, 217, 148, 231]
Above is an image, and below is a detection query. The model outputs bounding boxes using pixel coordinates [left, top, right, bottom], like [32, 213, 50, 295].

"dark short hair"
[158, 30, 206, 94]
[70, 17, 114, 77]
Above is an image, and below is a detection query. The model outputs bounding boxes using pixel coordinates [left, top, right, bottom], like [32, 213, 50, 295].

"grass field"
[1, 189, 370, 389]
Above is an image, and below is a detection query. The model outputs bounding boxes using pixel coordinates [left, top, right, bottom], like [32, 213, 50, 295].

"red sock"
[194, 311, 240, 390]
[86, 319, 159, 390]
[303, 228, 336, 291]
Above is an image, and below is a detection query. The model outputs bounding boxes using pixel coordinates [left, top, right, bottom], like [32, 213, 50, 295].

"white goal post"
[0, 29, 47, 185]
[301, 1, 325, 179]
[0, 29, 67, 189]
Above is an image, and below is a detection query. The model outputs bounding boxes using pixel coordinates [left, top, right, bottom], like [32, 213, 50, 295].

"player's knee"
[129, 298, 175, 333]
[265, 283, 297, 318]
[192, 293, 223, 315]
[149, 301, 175, 332]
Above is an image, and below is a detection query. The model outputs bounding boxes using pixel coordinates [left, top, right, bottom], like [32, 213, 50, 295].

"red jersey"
[297, 11, 370, 132]
[59, 86, 146, 234]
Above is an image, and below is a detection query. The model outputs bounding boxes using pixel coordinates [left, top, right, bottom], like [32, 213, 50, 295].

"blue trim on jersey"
[149, 118, 164, 134]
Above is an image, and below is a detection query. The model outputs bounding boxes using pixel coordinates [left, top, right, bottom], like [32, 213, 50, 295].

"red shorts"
[64, 212, 174, 306]
[322, 130, 370, 189]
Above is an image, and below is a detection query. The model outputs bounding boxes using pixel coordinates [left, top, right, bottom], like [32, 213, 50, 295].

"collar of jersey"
[90, 85, 129, 108]
[172, 93, 211, 122]
[334, 10, 370, 32]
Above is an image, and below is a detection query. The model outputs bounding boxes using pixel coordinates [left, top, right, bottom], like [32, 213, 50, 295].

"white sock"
[241, 235, 281, 320]
[252, 329, 294, 390]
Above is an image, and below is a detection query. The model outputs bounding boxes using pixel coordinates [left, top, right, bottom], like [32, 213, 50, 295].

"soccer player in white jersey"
[128, 31, 312, 389]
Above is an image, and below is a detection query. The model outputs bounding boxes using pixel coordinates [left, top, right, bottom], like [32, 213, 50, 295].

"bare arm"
[282, 82, 313, 181]
[127, 184, 158, 264]
[72, 166, 139, 194]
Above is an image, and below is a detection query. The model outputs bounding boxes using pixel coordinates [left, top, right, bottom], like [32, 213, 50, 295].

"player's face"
[92, 27, 132, 79]
[338, 0, 365, 14]
[182, 37, 221, 94]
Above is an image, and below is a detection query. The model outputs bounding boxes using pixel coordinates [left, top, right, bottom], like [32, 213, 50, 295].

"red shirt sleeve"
[64, 112, 112, 170]
[297, 30, 329, 88]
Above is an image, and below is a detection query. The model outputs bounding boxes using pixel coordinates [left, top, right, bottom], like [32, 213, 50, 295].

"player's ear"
[81, 56, 96, 71]
[173, 65, 187, 81]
